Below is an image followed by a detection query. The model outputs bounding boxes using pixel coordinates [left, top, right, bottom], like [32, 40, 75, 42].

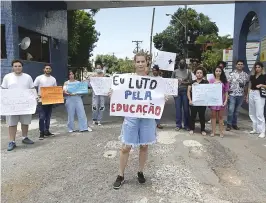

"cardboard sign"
[67, 82, 88, 94]
[0, 89, 37, 115]
[41, 86, 64, 105]
[110, 74, 165, 119]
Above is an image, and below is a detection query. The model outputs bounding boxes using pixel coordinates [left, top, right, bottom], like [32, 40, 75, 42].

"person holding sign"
[34, 64, 57, 140]
[247, 62, 266, 138]
[187, 66, 209, 136]
[171, 59, 192, 131]
[209, 66, 229, 138]
[63, 70, 93, 133]
[89, 64, 106, 126]
[112, 53, 161, 190]
[1, 59, 35, 151]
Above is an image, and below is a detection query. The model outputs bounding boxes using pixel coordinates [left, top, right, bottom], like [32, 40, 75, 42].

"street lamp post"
[166, 13, 188, 58]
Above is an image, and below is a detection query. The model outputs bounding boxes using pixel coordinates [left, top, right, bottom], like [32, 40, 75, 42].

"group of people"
[1, 54, 266, 191]
[165, 58, 266, 139]
[1, 60, 108, 151]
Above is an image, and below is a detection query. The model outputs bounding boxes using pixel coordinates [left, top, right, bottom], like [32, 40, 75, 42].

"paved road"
[1, 98, 266, 203]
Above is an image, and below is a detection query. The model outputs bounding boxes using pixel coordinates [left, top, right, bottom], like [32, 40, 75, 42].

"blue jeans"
[92, 92, 105, 122]
[38, 104, 53, 133]
[155, 119, 160, 125]
[227, 95, 244, 126]
[65, 96, 88, 131]
[174, 88, 190, 129]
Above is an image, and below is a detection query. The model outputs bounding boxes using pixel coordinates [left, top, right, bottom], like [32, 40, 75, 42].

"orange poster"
[41, 86, 64, 105]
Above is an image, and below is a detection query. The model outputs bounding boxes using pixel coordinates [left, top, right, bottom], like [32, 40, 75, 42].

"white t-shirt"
[34, 74, 57, 95]
[1, 73, 34, 89]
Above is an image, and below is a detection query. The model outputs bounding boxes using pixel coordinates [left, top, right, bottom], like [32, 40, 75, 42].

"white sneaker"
[87, 127, 93, 132]
[250, 130, 257, 134]
[92, 121, 96, 125]
[258, 133, 265, 138]
[98, 122, 102, 126]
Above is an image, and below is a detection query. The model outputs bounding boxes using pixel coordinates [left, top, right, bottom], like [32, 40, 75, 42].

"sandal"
[201, 131, 207, 136]
[220, 134, 224, 138]
[210, 133, 215, 137]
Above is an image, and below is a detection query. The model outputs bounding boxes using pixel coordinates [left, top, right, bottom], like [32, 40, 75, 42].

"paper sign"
[162, 78, 179, 96]
[152, 50, 176, 71]
[67, 82, 88, 94]
[0, 89, 37, 115]
[90, 77, 112, 96]
[192, 84, 223, 106]
[110, 74, 165, 119]
[41, 86, 64, 105]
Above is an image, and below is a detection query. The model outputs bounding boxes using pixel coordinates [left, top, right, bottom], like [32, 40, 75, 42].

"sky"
[90, 3, 235, 60]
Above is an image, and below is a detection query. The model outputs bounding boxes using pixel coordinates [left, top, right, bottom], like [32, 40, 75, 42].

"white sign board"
[192, 84, 223, 106]
[162, 78, 179, 96]
[152, 50, 176, 71]
[90, 77, 112, 96]
[110, 74, 165, 119]
[0, 89, 37, 115]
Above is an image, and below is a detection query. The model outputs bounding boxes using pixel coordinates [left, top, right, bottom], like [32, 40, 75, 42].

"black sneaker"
[39, 132, 45, 140]
[44, 131, 54, 137]
[226, 125, 231, 131]
[137, 172, 146, 184]
[113, 175, 125, 190]
[22, 137, 34, 144]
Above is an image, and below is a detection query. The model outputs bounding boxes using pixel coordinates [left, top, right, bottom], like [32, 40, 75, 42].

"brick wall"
[0, 1, 68, 85]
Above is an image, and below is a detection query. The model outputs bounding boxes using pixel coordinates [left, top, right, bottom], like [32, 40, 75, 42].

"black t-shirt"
[189, 79, 209, 97]
[250, 74, 266, 90]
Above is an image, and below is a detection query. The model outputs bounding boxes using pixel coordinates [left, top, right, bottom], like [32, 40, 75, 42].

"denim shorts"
[120, 117, 157, 147]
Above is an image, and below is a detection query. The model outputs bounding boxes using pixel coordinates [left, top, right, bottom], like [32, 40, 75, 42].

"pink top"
[209, 78, 229, 111]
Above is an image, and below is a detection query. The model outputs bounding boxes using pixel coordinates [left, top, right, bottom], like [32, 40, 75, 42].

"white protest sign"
[90, 77, 112, 96]
[152, 50, 176, 71]
[162, 78, 179, 96]
[110, 74, 165, 119]
[192, 84, 223, 106]
[0, 89, 37, 115]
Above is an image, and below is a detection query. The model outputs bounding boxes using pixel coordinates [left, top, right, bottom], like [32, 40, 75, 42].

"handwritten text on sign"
[192, 84, 223, 106]
[0, 89, 37, 115]
[41, 86, 64, 105]
[90, 77, 112, 96]
[162, 78, 179, 96]
[110, 74, 165, 119]
[67, 82, 88, 94]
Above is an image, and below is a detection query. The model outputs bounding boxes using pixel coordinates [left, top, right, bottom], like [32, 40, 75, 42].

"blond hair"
[250, 61, 265, 76]
[133, 52, 148, 62]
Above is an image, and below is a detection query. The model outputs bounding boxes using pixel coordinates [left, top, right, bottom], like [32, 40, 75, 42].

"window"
[1, 25, 7, 59]
[18, 27, 50, 62]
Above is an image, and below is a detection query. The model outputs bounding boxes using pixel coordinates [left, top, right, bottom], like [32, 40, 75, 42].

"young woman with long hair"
[247, 61, 266, 138]
[63, 70, 92, 133]
[111, 53, 161, 190]
[209, 66, 229, 138]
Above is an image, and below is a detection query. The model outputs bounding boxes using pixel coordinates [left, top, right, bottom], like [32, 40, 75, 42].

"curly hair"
[193, 66, 207, 77]
[213, 66, 228, 84]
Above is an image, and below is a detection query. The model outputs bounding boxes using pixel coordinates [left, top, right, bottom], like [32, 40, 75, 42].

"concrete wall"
[1, 1, 68, 85]
[233, 1, 266, 70]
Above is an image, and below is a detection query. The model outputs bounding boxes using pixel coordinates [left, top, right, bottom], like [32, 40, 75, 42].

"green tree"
[153, 8, 219, 59]
[68, 10, 100, 69]
[195, 34, 233, 72]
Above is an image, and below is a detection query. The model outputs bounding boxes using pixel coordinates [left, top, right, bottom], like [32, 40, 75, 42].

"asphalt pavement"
[1, 97, 266, 203]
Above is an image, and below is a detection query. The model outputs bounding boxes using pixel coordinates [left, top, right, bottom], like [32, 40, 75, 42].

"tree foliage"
[195, 34, 233, 72]
[153, 8, 219, 59]
[68, 9, 100, 69]
[95, 54, 135, 73]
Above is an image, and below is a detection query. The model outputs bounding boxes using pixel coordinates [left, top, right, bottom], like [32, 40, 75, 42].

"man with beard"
[171, 59, 192, 131]
[34, 64, 57, 140]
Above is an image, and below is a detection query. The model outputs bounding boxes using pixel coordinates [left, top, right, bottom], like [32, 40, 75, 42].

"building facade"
[1, 1, 68, 85]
